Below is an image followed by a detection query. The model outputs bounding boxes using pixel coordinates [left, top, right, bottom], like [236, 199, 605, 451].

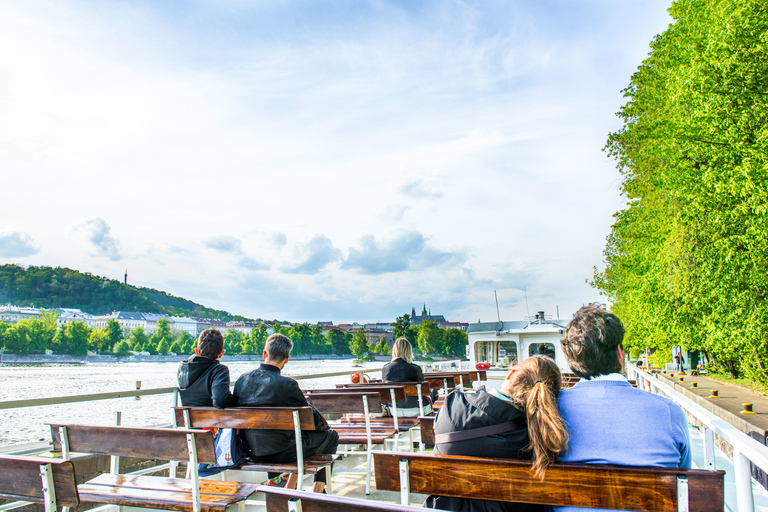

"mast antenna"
[494, 290, 501, 323]
[524, 287, 531, 322]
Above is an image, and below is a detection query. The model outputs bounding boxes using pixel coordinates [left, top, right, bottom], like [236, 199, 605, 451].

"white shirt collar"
[584, 373, 627, 382]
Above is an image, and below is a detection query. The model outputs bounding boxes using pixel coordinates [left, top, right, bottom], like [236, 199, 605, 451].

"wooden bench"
[373, 451, 725, 511]
[0, 455, 79, 512]
[49, 423, 258, 512]
[337, 382, 432, 417]
[418, 416, 435, 448]
[424, 371, 473, 391]
[174, 406, 339, 491]
[260, 485, 425, 512]
[308, 386, 420, 453]
[303, 392, 395, 495]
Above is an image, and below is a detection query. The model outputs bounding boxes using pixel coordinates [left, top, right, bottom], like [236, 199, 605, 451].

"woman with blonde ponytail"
[425, 355, 569, 512]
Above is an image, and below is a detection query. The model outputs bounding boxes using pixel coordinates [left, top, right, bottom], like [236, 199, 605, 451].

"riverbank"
[0, 353, 355, 364]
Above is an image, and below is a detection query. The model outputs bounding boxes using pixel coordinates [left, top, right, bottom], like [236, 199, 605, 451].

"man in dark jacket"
[177, 328, 236, 408]
[234, 333, 338, 485]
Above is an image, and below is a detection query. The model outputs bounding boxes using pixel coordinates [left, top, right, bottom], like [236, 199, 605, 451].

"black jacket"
[234, 364, 327, 456]
[177, 355, 236, 408]
[382, 358, 427, 409]
[425, 388, 544, 512]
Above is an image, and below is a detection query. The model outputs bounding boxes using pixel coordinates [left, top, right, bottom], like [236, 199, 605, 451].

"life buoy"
[351, 373, 370, 384]
[476, 362, 490, 370]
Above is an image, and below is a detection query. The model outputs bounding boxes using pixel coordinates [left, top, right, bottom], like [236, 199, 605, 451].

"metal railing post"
[703, 427, 716, 471]
[734, 449, 755, 512]
[293, 410, 305, 490]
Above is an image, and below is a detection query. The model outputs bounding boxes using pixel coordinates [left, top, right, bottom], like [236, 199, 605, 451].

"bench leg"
[286, 473, 299, 490]
[365, 450, 373, 495]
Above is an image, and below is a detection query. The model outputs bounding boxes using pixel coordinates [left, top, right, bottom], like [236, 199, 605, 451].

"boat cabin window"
[529, 342, 557, 360]
[498, 341, 518, 367]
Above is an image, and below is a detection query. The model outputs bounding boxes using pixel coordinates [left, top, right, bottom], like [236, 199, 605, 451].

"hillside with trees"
[593, 0, 768, 381]
[0, 264, 249, 321]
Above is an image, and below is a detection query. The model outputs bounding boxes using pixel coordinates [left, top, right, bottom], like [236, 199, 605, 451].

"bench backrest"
[49, 424, 217, 464]
[304, 392, 383, 415]
[337, 382, 430, 398]
[261, 485, 426, 512]
[306, 386, 407, 403]
[373, 451, 724, 512]
[0, 455, 80, 509]
[423, 375, 455, 390]
[418, 416, 435, 446]
[425, 371, 473, 382]
[174, 406, 316, 431]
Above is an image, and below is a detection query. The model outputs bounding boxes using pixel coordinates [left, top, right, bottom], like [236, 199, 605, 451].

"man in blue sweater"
[556, 306, 690, 512]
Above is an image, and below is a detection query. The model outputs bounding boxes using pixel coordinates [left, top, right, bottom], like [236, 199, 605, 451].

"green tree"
[150, 318, 174, 346]
[106, 319, 124, 348]
[251, 323, 269, 354]
[289, 324, 312, 354]
[176, 331, 195, 353]
[25, 311, 58, 353]
[350, 329, 368, 358]
[444, 328, 468, 357]
[169, 341, 182, 355]
[113, 340, 132, 356]
[157, 338, 170, 356]
[416, 320, 444, 355]
[89, 328, 110, 353]
[224, 330, 245, 355]
[128, 326, 149, 351]
[594, 0, 768, 380]
[66, 321, 90, 355]
[4, 323, 31, 354]
[327, 328, 350, 355]
[392, 314, 411, 342]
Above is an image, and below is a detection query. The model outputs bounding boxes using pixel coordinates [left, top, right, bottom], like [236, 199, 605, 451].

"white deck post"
[703, 427, 716, 471]
[39, 463, 57, 512]
[734, 449, 755, 512]
[293, 410, 305, 490]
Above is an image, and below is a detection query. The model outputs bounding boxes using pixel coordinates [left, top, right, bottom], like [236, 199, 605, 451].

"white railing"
[628, 363, 768, 512]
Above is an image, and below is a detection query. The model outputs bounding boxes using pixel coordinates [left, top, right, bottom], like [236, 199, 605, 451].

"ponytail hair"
[501, 355, 569, 479]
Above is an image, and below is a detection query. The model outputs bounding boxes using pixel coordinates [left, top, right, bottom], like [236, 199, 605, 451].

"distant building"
[410, 304, 447, 326]
[227, 321, 261, 335]
[0, 304, 40, 323]
[171, 316, 199, 336]
[92, 311, 148, 332]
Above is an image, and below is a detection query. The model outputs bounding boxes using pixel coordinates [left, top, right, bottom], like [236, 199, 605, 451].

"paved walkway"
[654, 369, 768, 435]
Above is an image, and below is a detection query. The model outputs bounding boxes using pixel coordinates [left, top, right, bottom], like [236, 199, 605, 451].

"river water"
[0, 360, 385, 447]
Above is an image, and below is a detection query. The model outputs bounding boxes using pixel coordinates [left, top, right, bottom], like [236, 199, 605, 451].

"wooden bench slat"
[307, 386, 408, 403]
[175, 406, 315, 430]
[373, 452, 725, 512]
[238, 454, 340, 474]
[78, 483, 245, 512]
[0, 456, 80, 508]
[85, 473, 256, 499]
[261, 486, 426, 512]
[306, 393, 383, 414]
[418, 416, 435, 446]
[49, 424, 217, 464]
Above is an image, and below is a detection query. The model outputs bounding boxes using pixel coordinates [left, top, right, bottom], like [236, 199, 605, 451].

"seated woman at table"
[381, 337, 431, 417]
[425, 355, 569, 512]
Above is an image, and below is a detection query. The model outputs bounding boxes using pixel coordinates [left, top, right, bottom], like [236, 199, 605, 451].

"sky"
[0, 0, 673, 324]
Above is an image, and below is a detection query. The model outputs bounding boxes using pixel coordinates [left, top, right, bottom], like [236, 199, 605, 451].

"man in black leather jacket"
[177, 329, 236, 408]
[234, 333, 338, 484]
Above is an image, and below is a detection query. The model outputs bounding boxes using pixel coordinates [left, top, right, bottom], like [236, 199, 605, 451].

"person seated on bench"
[556, 306, 691, 512]
[382, 337, 432, 416]
[425, 355, 568, 512]
[234, 333, 339, 487]
[177, 328, 236, 408]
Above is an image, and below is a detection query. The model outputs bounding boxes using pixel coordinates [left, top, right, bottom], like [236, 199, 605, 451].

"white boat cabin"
[467, 311, 571, 374]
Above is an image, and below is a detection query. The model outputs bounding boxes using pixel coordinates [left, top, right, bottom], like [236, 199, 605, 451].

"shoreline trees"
[594, 0, 768, 380]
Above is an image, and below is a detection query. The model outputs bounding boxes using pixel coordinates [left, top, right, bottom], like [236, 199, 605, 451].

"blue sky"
[0, 0, 673, 323]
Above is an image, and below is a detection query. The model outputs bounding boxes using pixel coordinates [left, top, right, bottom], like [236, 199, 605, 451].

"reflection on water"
[0, 359, 383, 447]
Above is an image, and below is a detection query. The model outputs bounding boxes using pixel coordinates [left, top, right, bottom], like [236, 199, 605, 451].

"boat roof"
[467, 319, 569, 334]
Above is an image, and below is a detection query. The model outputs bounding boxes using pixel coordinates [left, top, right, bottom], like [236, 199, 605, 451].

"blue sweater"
[554, 379, 691, 512]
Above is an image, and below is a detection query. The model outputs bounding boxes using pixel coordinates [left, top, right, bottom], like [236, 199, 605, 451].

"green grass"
[706, 373, 768, 396]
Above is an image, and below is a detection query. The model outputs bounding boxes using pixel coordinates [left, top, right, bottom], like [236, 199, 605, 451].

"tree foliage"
[349, 329, 368, 357]
[594, 0, 768, 379]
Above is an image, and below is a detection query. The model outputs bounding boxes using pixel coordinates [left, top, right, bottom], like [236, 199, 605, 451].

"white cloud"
[75, 219, 121, 261]
[0, 231, 40, 257]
